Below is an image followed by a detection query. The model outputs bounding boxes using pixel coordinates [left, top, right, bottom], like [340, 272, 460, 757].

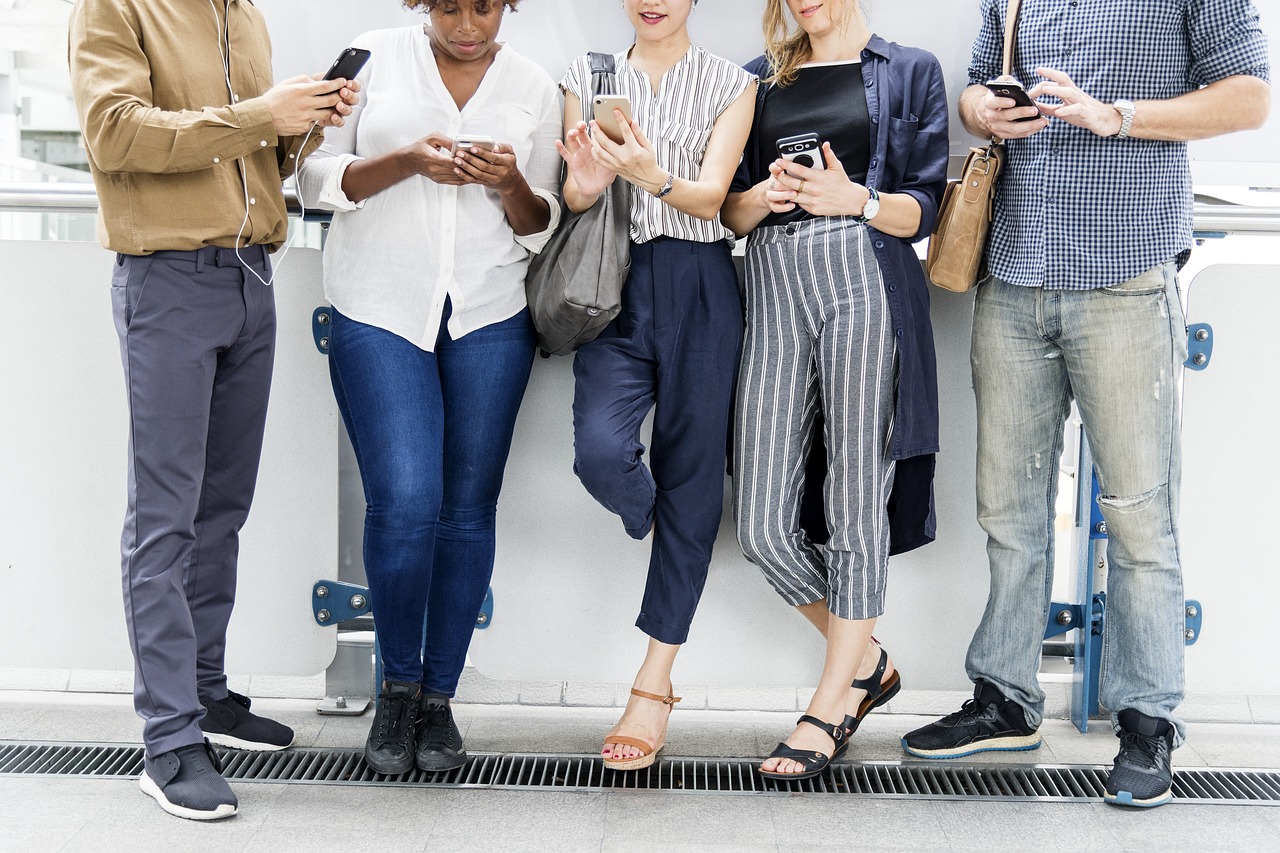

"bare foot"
[602, 683, 677, 762]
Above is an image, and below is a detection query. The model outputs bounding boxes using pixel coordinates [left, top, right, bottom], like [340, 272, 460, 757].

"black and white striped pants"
[733, 216, 898, 621]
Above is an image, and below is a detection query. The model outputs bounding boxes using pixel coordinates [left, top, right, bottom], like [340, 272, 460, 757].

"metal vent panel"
[3, 742, 1277, 805]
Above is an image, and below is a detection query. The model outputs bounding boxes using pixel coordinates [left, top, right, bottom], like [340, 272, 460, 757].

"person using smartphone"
[557, 0, 756, 771]
[297, 0, 561, 777]
[68, 0, 359, 822]
[721, 0, 949, 779]
[902, 0, 1270, 811]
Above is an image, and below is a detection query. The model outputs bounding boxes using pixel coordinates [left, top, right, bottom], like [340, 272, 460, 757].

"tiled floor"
[3, 691, 1279, 853]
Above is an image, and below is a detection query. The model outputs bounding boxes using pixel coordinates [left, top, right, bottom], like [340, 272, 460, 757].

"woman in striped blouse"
[723, 0, 948, 779]
[557, 0, 756, 771]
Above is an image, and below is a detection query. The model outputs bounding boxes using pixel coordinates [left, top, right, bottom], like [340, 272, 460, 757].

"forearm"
[340, 149, 419, 204]
[631, 164, 727, 222]
[867, 193, 922, 240]
[499, 177, 552, 236]
[721, 186, 770, 238]
[1127, 75, 1270, 141]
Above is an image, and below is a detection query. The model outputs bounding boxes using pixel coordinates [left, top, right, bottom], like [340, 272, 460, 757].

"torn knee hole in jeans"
[1098, 486, 1163, 513]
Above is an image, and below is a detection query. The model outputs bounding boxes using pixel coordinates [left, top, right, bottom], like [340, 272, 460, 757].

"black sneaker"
[139, 740, 237, 821]
[901, 680, 1042, 759]
[416, 694, 467, 772]
[1105, 708, 1175, 808]
[365, 680, 420, 775]
[199, 690, 294, 751]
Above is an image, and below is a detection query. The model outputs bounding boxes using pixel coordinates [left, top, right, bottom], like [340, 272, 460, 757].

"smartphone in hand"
[451, 136, 497, 156]
[592, 95, 634, 144]
[324, 47, 371, 82]
[777, 132, 826, 171]
[985, 79, 1042, 122]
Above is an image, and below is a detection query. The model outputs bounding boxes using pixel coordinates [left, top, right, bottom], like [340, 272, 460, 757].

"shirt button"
[865, 79, 874, 88]
[233, 94, 240, 102]
[888, 283, 897, 292]
[896, 329, 904, 338]
[875, 240, 885, 249]
[249, 197, 257, 205]
[213, 156, 220, 163]
[260, 140, 269, 147]
[871, 116, 879, 124]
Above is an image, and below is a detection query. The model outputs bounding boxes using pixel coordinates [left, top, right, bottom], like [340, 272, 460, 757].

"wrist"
[1110, 99, 1136, 139]
[639, 165, 668, 196]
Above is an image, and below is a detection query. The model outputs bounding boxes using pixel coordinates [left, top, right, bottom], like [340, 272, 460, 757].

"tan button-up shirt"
[69, 0, 323, 255]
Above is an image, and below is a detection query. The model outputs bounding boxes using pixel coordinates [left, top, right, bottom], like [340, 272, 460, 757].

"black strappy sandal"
[839, 646, 902, 745]
[758, 715, 845, 781]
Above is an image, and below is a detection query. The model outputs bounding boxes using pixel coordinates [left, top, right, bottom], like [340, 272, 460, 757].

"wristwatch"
[655, 172, 676, 198]
[1112, 99, 1136, 140]
[855, 187, 880, 224]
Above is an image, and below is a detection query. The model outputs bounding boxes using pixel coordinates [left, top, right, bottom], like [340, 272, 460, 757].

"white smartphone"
[591, 95, 634, 144]
[451, 135, 497, 155]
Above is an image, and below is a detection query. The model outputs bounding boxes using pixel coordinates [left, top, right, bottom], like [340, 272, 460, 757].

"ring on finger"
[796, 179, 806, 194]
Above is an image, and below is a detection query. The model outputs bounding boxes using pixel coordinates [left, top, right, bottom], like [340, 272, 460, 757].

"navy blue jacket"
[732, 35, 949, 554]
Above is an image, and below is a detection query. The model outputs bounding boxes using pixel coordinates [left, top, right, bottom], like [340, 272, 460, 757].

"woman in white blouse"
[298, 0, 560, 777]
[558, 0, 756, 771]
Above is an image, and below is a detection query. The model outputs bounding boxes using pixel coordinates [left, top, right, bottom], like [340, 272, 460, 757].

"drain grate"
[3, 742, 1279, 805]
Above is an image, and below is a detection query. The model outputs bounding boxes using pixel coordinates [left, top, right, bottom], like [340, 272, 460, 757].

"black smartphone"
[323, 47, 371, 82]
[776, 132, 825, 171]
[985, 79, 1041, 122]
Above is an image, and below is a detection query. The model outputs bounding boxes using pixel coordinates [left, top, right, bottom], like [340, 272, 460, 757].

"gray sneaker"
[139, 740, 237, 820]
[199, 690, 294, 751]
[1104, 709, 1175, 808]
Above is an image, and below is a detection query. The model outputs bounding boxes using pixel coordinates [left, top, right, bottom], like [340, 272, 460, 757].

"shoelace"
[420, 703, 454, 749]
[1117, 731, 1168, 771]
[940, 698, 984, 726]
[377, 695, 412, 739]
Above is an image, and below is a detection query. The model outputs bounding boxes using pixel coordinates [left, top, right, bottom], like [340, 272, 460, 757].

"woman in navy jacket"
[722, 0, 948, 779]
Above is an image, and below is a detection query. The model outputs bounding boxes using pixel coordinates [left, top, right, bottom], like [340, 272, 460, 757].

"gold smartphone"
[592, 95, 634, 144]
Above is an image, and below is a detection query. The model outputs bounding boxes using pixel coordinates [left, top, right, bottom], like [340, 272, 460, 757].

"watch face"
[862, 196, 880, 220]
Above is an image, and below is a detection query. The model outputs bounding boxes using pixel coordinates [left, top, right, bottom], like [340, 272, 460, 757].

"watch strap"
[854, 187, 880, 224]
[656, 172, 675, 198]
[1114, 100, 1136, 140]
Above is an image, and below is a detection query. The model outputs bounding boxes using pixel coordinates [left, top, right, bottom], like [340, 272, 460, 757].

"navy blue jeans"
[328, 306, 535, 693]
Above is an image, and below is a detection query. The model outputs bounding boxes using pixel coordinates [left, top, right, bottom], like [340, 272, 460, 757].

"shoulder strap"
[585, 51, 618, 123]
[1002, 0, 1023, 79]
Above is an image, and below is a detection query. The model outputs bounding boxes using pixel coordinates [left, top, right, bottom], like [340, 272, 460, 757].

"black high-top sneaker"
[1105, 709, 1175, 808]
[901, 680, 1042, 759]
[415, 693, 467, 772]
[364, 680, 420, 775]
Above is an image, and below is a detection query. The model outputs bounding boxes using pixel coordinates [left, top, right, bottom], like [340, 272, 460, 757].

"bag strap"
[1001, 0, 1023, 79]
[990, 0, 1024, 146]
[584, 51, 618, 123]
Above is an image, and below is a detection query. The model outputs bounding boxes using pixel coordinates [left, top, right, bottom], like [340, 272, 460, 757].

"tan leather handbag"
[926, 0, 1022, 293]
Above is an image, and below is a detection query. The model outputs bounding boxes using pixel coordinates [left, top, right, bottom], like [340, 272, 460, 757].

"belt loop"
[195, 249, 205, 273]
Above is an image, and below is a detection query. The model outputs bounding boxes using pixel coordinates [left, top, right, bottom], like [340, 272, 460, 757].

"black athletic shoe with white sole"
[199, 690, 294, 751]
[901, 680, 1042, 759]
[1105, 708, 1175, 808]
[139, 740, 237, 821]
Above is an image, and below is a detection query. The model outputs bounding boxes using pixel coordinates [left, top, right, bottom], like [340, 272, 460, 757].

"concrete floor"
[3, 691, 1280, 853]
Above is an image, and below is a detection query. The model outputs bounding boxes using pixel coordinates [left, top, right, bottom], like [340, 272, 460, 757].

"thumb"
[821, 142, 843, 171]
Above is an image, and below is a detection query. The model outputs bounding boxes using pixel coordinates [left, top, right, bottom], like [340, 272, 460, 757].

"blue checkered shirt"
[969, 0, 1270, 290]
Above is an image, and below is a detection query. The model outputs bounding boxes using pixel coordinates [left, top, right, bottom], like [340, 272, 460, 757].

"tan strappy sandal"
[601, 687, 681, 771]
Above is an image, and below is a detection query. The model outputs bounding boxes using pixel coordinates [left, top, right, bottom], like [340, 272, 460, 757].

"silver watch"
[1113, 99, 1136, 140]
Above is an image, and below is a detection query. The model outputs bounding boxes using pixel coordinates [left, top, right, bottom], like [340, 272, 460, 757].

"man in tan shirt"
[69, 0, 359, 821]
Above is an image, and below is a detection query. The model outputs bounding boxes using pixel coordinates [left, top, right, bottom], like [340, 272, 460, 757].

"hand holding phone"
[985, 79, 1042, 122]
[324, 47, 371, 82]
[592, 95, 634, 145]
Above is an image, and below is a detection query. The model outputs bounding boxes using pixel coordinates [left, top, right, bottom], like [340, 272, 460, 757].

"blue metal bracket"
[1185, 324, 1212, 371]
[476, 587, 494, 630]
[313, 580, 371, 625]
[312, 307, 332, 355]
[1185, 600, 1203, 646]
[312, 580, 495, 630]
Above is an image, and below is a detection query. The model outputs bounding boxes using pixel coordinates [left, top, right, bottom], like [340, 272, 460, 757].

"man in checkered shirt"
[903, 0, 1270, 809]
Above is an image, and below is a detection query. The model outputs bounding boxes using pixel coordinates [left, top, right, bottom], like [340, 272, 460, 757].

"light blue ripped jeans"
[965, 262, 1188, 745]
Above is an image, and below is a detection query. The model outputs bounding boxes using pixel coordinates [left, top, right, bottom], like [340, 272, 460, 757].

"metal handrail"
[3, 182, 1280, 235]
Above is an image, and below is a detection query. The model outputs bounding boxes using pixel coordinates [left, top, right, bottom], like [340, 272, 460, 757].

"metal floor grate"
[3, 742, 1279, 805]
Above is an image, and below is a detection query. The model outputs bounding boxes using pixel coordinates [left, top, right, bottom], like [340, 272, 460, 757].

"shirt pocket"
[882, 115, 919, 188]
[659, 119, 712, 164]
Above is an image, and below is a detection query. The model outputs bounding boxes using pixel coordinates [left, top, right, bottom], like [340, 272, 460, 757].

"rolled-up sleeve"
[296, 59, 369, 212]
[1188, 0, 1271, 85]
[514, 83, 565, 254]
[899, 58, 950, 243]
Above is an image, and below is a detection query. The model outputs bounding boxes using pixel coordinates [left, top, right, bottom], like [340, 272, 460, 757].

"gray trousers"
[111, 245, 275, 756]
[733, 218, 897, 621]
